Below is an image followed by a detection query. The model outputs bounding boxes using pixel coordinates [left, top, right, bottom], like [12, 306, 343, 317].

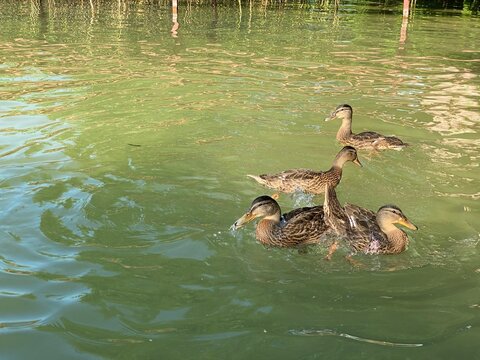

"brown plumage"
[323, 184, 350, 238]
[231, 195, 330, 247]
[323, 184, 418, 255]
[325, 104, 408, 150]
[247, 146, 362, 194]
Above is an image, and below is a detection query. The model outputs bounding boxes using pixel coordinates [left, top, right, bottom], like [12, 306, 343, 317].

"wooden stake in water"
[171, 0, 179, 37]
[403, 0, 410, 18]
[400, 0, 410, 48]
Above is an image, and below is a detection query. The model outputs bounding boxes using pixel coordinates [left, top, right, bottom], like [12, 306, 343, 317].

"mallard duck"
[323, 184, 418, 255]
[345, 204, 417, 254]
[231, 195, 330, 247]
[325, 104, 408, 150]
[247, 146, 362, 194]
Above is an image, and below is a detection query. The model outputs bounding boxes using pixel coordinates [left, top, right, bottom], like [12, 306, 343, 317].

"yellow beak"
[353, 158, 363, 167]
[397, 218, 418, 231]
[231, 212, 256, 230]
[325, 111, 337, 122]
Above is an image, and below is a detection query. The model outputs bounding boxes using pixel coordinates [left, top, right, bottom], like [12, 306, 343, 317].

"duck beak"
[325, 110, 338, 122]
[231, 211, 256, 230]
[353, 157, 363, 167]
[398, 218, 418, 231]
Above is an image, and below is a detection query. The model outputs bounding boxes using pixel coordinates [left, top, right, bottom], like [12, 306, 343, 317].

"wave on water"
[289, 328, 424, 347]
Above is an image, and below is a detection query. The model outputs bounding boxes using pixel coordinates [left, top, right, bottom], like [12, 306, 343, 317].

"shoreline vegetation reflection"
[0, 1, 479, 359]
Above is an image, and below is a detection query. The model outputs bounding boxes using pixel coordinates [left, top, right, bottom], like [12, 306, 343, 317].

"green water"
[0, 0, 479, 358]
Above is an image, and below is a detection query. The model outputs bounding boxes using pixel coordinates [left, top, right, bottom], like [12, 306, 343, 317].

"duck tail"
[395, 142, 409, 150]
[247, 174, 267, 185]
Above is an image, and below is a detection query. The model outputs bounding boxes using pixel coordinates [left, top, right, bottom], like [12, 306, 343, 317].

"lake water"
[0, 0, 479, 359]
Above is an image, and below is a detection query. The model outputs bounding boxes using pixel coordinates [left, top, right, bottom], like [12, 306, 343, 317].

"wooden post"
[399, 16, 408, 47]
[172, 0, 178, 20]
[403, 0, 410, 18]
[171, 0, 179, 37]
[400, 0, 411, 48]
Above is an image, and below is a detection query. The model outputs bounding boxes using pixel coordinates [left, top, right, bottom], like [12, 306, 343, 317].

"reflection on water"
[0, 1, 479, 359]
[422, 69, 479, 135]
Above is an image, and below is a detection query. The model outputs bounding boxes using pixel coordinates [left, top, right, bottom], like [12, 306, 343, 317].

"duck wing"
[353, 131, 384, 141]
[343, 203, 390, 253]
[350, 131, 407, 150]
[248, 169, 330, 194]
[281, 206, 328, 245]
[372, 136, 408, 150]
[343, 203, 376, 228]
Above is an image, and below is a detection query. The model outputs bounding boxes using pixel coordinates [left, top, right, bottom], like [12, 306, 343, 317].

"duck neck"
[380, 224, 409, 253]
[331, 153, 348, 171]
[324, 186, 349, 236]
[256, 213, 282, 245]
[336, 116, 353, 141]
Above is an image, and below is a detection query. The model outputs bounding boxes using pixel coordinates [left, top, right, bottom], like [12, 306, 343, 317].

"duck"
[345, 203, 418, 254]
[325, 104, 408, 150]
[323, 184, 418, 256]
[247, 146, 362, 195]
[231, 195, 330, 247]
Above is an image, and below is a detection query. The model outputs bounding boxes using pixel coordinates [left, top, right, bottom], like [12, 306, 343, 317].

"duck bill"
[353, 158, 363, 167]
[231, 212, 256, 230]
[325, 111, 338, 122]
[398, 218, 418, 231]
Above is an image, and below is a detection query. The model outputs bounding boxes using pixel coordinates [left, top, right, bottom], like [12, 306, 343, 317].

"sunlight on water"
[0, 0, 479, 359]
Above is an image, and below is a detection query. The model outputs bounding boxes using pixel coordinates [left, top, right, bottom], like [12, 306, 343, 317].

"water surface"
[0, 1, 479, 359]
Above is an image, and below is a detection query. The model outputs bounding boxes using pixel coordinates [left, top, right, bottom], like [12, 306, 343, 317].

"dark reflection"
[37, 0, 49, 38]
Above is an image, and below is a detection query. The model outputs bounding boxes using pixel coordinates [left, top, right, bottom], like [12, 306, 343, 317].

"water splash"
[291, 191, 317, 207]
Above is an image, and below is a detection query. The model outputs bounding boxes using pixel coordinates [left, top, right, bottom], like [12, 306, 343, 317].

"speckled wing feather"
[248, 169, 336, 194]
[343, 203, 390, 253]
[373, 135, 408, 149]
[282, 205, 322, 222]
[354, 131, 384, 140]
[349, 131, 407, 150]
[343, 203, 376, 228]
[280, 206, 328, 245]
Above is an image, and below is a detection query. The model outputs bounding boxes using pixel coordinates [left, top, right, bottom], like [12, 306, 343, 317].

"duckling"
[325, 104, 408, 150]
[247, 146, 362, 194]
[231, 195, 329, 247]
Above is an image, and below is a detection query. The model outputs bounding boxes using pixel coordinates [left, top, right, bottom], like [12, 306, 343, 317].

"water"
[0, 1, 479, 358]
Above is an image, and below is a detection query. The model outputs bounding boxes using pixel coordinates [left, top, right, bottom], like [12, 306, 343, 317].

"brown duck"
[247, 146, 362, 194]
[323, 184, 418, 255]
[231, 195, 330, 247]
[325, 104, 408, 150]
